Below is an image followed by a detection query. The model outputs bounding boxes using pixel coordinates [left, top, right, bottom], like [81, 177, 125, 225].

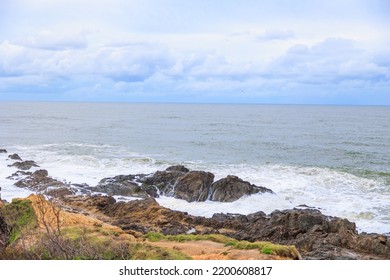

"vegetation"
[144, 232, 300, 259]
[0, 199, 37, 245]
[144, 232, 235, 244]
[0, 196, 190, 260]
[1, 196, 299, 260]
[224, 240, 300, 259]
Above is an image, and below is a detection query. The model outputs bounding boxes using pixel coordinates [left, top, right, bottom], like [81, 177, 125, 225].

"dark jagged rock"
[54, 195, 390, 260]
[8, 154, 22, 161]
[140, 167, 188, 196]
[213, 209, 390, 260]
[8, 160, 39, 170]
[209, 175, 274, 202]
[14, 169, 66, 192]
[44, 187, 76, 198]
[173, 171, 215, 202]
[165, 165, 190, 173]
[0, 149, 7, 153]
[6, 171, 33, 180]
[94, 175, 157, 198]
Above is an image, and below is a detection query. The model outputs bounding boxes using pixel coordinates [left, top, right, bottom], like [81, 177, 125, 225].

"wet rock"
[94, 175, 157, 198]
[165, 165, 190, 173]
[8, 160, 39, 170]
[140, 168, 188, 196]
[0, 149, 7, 153]
[44, 187, 76, 198]
[14, 169, 66, 192]
[173, 171, 215, 202]
[6, 171, 33, 180]
[8, 154, 22, 161]
[209, 175, 274, 202]
[102, 198, 196, 234]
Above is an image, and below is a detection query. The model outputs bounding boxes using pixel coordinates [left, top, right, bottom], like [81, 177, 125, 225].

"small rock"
[6, 170, 33, 180]
[94, 175, 152, 198]
[8, 160, 39, 170]
[0, 149, 7, 153]
[45, 187, 76, 198]
[8, 154, 22, 161]
[165, 165, 190, 173]
[14, 168, 66, 191]
[209, 175, 274, 202]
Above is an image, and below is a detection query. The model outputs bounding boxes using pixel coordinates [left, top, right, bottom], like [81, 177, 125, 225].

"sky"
[0, 0, 389, 104]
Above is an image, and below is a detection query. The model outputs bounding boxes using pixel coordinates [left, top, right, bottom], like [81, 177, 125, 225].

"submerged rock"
[8, 154, 22, 161]
[7, 171, 33, 180]
[209, 175, 274, 202]
[8, 160, 39, 170]
[14, 169, 66, 192]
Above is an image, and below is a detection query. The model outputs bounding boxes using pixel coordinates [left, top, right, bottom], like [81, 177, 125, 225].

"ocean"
[0, 102, 389, 234]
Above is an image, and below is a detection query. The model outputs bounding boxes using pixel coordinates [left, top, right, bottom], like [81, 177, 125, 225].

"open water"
[0, 102, 389, 233]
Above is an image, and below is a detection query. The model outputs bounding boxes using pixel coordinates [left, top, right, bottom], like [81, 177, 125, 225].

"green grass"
[144, 232, 235, 244]
[225, 240, 301, 259]
[1, 199, 37, 244]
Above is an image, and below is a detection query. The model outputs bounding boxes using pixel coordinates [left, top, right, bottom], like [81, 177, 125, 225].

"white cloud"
[17, 30, 88, 50]
[1, 0, 389, 105]
[257, 29, 295, 42]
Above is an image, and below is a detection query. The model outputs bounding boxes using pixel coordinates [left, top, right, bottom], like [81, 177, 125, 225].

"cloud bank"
[0, 0, 389, 104]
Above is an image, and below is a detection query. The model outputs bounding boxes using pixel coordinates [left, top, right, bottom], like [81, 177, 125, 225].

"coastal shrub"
[0, 197, 192, 260]
[225, 240, 300, 259]
[0, 199, 37, 245]
[144, 232, 165, 242]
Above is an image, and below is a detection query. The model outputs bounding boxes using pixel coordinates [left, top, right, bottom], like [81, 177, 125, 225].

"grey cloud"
[264, 37, 390, 88]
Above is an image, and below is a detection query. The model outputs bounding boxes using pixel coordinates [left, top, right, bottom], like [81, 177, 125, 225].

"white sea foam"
[1, 145, 389, 234]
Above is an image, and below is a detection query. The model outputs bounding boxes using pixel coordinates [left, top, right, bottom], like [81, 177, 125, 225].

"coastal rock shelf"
[1, 150, 389, 260]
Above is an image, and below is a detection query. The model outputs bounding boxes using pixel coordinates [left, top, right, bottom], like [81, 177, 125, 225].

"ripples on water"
[0, 102, 389, 233]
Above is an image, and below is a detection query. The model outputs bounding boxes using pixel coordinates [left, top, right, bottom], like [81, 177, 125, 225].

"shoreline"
[1, 148, 390, 260]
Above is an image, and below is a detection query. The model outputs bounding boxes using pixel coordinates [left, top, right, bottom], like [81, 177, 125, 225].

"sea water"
[0, 102, 389, 234]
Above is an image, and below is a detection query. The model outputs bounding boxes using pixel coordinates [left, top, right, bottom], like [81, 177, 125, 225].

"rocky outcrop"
[212, 209, 390, 260]
[53, 195, 390, 259]
[14, 169, 67, 193]
[140, 166, 189, 196]
[93, 175, 157, 198]
[4, 151, 389, 260]
[5, 157, 274, 203]
[173, 171, 215, 202]
[209, 175, 274, 202]
[8, 154, 22, 161]
[0, 149, 7, 153]
[8, 160, 39, 170]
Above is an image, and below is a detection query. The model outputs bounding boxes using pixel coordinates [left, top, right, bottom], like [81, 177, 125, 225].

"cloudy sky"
[0, 0, 389, 104]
